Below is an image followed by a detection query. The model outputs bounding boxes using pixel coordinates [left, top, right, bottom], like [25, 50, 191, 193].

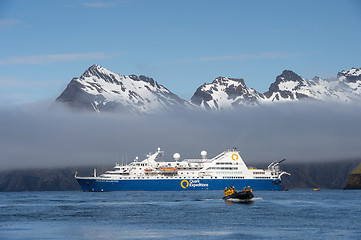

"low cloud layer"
[0, 52, 121, 65]
[1, 101, 361, 170]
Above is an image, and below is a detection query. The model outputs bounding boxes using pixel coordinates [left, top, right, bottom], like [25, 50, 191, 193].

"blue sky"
[1, 0, 361, 105]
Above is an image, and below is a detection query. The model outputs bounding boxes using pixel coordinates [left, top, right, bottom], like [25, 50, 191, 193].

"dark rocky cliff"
[280, 160, 360, 189]
[0, 166, 111, 192]
[344, 162, 361, 189]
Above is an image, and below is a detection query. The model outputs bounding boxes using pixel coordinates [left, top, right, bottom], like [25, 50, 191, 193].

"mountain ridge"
[56, 64, 192, 114]
[56, 65, 361, 113]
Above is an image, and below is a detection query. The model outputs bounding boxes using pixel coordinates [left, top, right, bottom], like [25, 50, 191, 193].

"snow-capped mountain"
[262, 68, 361, 103]
[56, 65, 361, 113]
[337, 68, 361, 97]
[56, 65, 190, 113]
[262, 70, 344, 102]
[190, 77, 265, 110]
[190, 67, 361, 110]
[263, 70, 311, 101]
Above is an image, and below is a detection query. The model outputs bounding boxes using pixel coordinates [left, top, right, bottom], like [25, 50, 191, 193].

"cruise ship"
[75, 148, 290, 191]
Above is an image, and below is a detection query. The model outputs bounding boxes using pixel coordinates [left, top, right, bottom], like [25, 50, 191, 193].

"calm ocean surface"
[1, 190, 361, 240]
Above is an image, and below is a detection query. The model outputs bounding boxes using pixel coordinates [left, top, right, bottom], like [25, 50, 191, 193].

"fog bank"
[1, 101, 361, 170]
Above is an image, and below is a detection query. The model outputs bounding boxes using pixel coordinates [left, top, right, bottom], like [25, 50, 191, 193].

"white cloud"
[0, 52, 122, 65]
[83, 2, 115, 7]
[165, 52, 304, 64]
[83, 0, 130, 8]
[198, 52, 303, 62]
[0, 76, 60, 88]
[0, 19, 20, 29]
[0, 76, 64, 106]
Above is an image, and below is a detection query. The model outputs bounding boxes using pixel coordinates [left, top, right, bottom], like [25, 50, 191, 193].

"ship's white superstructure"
[75, 148, 289, 191]
[84, 148, 288, 181]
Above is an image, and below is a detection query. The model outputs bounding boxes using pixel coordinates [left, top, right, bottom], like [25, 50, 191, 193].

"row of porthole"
[223, 176, 245, 179]
[215, 172, 243, 175]
[118, 176, 219, 180]
[144, 172, 196, 175]
[207, 167, 238, 170]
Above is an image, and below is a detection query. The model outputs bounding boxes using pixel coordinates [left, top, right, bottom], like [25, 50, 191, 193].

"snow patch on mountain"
[337, 68, 361, 96]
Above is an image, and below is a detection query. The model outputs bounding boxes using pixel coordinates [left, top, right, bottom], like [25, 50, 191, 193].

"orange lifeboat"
[160, 167, 178, 172]
[144, 169, 153, 172]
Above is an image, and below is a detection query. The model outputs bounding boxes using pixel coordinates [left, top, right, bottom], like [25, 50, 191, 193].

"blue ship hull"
[76, 178, 283, 191]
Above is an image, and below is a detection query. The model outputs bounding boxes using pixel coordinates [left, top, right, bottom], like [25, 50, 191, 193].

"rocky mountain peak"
[56, 65, 189, 113]
[83, 64, 106, 77]
[277, 70, 304, 82]
[337, 67, 361, 83]
[128, 75, 159, 88]
[263, 70, 309, 101]
[311, 76, 322, 83]
[213, 76, 244, 84]
[190, 76, 264, 110]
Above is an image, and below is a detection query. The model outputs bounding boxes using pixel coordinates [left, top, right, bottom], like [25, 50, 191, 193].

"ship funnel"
[173, 153, 180, 161]
[201, 150, 207, 159]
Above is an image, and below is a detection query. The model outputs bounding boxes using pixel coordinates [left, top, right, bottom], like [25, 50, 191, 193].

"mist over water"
[1, 101, 361, 170]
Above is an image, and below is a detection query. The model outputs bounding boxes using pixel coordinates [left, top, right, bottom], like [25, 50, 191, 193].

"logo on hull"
[180, 179, 189, 189]
[180, 179, 209, 189]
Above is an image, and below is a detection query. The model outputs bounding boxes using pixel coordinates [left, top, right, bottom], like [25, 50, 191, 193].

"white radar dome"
[201, 150, 207, 159]
[173, 153, 181, 161]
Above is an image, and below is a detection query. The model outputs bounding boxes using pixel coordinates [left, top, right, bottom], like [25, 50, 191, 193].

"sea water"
[1, 190, 360, 239]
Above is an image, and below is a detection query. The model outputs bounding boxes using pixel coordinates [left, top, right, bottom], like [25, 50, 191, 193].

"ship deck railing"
[184, 159, 211, 163]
